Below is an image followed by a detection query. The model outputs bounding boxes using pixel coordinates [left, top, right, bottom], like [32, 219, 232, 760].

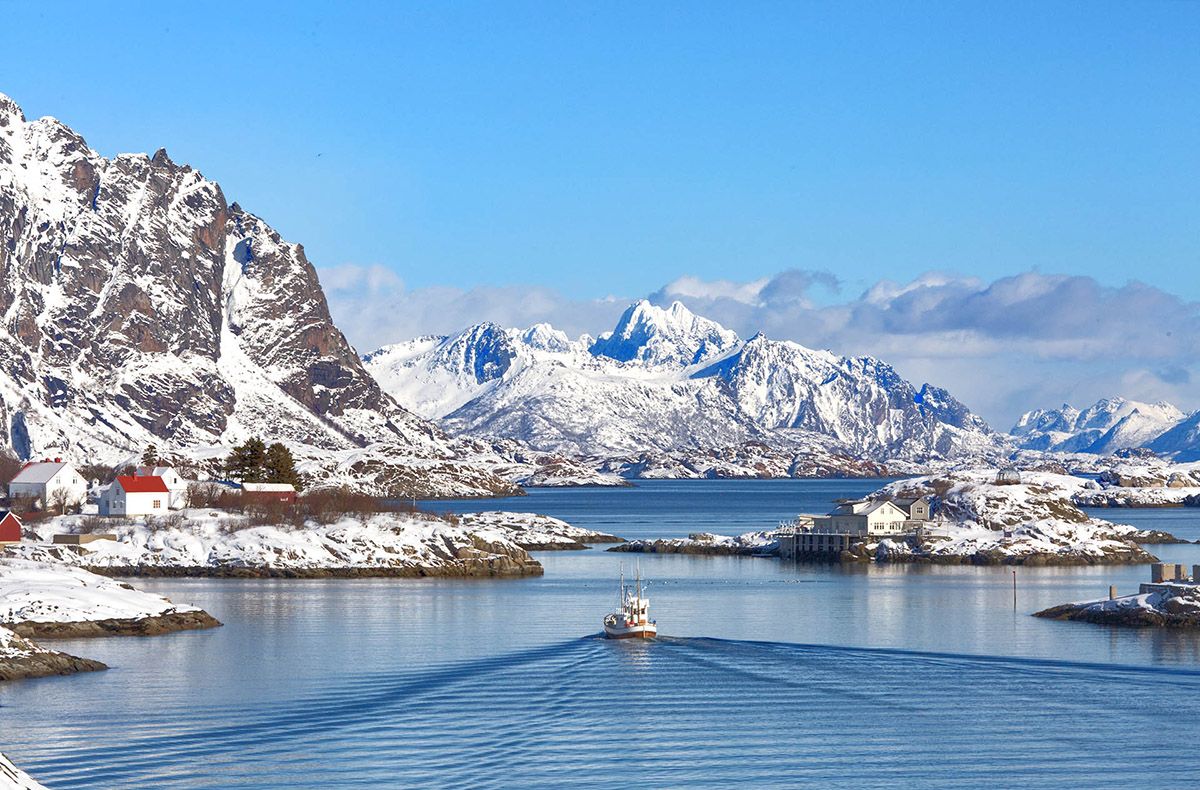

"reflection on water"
[2, 481, 1200, 789]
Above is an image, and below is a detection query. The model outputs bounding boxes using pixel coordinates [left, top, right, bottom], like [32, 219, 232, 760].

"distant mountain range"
[1011, 398, 1200, 460]
[364, 300, 1006, 466]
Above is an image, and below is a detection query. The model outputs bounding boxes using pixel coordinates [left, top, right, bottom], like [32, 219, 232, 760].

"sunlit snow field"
[4, 480, 1200, 789]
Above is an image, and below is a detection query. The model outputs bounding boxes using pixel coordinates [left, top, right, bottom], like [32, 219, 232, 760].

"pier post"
[1109, 585, 1116, 600]
[1012, 570, 1017, 609]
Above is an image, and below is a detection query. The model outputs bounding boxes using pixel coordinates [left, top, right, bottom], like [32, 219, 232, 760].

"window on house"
[153, 500, 161, 509]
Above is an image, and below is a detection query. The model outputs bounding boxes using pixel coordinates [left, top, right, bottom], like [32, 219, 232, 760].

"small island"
[615, 469, 1180, 565]
[1035, 563, 1200, 628]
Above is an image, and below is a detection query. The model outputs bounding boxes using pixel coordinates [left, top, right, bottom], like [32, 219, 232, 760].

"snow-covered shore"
[4, 509, 620, 578]
[858, 471, 1170, 565]
[620, 470, 1176, 566]
[608, 531, 780, 556]
[0, 558, 218, 683]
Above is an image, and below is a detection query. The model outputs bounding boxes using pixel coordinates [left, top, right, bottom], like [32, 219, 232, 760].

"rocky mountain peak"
[589, 299, 741, 367]
[0, 92, 524, 498]
[0, 93, 24, 125]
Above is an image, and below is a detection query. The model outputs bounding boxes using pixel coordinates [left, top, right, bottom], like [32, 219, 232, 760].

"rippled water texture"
[4, 480, 1200, 789]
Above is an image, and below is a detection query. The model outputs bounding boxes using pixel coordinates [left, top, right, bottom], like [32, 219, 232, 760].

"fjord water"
[5, 481, 1200, 789]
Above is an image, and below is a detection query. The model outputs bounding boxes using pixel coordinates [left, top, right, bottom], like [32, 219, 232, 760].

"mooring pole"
[1012, 570, 1017, 609]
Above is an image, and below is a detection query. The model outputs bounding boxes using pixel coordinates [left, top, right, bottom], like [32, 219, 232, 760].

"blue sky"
[3, 0, 1197, 301]
[4, 1, 1200, 425]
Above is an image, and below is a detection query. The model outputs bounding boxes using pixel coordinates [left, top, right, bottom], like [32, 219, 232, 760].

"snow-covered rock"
[1036, 586, 1200, 628]
[609, 530, 781, 556]
[365, 301, 1006, 466]
[0, 751, 51, 790]
[0, 558, 200, 625]
[458, 512, 623, 549]
[0, 624, 106, 684]
[6, 509, 619, 577]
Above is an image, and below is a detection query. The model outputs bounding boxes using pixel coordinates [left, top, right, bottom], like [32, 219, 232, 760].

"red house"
[0, 510, 23, 545]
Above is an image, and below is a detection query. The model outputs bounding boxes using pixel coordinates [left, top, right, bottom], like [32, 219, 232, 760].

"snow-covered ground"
[1, 750, 51, 790]
[0, 559, 198, 625]
[4, 509, 618, 576]
[458, 512, 623, 548]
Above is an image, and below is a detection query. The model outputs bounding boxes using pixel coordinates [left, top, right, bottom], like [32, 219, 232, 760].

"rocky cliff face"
[366, 300, 1006, 464]
[0, 92, 519, 497]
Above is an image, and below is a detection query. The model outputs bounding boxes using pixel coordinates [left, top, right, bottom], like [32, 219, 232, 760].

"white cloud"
[316, 263, 628, 352]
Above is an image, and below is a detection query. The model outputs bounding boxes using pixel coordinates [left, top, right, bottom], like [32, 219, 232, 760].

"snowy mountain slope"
[1148, 413, 1200, 462]
[0, 92, 525, 497]
[1011, 398, 1187, 454]
[365, 300, 1005, 462]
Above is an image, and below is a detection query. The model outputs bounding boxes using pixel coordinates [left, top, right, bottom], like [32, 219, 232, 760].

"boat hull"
[603, 624, 657, 639]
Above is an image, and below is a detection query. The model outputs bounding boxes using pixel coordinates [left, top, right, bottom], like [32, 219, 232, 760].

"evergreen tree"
[264, 442, 304, 491]
[141, 444, 159, 468]
[226, 437, 267, 482]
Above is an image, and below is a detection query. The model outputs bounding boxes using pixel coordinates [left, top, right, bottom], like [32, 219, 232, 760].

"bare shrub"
[77, 515, 110, 534]
[6, 496, 39, 517]
[144, 513, 185, 533]
[929, 479, 955, 499]
[78, 463, 116, 486]
[301, 487, 395, 526]
[218, 516, 252, 535]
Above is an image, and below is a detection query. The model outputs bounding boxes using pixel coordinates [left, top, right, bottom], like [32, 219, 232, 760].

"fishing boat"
[603, 564, 657, 639]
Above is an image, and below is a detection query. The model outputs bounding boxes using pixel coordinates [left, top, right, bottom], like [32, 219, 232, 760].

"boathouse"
[779, 497, 935, 561]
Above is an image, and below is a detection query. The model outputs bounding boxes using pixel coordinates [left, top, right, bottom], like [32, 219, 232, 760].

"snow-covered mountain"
[365, 300, 1004, 464]
[1011, 398, 1188, 455]
[0, 92, 558, 497]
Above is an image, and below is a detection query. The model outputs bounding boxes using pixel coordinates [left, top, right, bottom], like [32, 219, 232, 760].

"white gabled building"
[135, 466, 191, 509]
[7, 459, 88, 510]
[98, 476, 171, 517]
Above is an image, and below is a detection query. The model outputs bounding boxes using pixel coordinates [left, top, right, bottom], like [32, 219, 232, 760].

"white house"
[135, 466, 190, 509]
[815, 500, 912, 536]
[98, 476, 171, 517]
[7, 459, 88, 510]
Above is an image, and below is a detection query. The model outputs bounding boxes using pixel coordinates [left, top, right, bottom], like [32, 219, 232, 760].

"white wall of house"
[98, 487, 170, 517]
[8, 464, 88, 509]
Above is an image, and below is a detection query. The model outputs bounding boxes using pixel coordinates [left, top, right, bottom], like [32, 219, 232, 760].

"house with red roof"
[98, 476, 171, 517]
[0, 510, 22, 545]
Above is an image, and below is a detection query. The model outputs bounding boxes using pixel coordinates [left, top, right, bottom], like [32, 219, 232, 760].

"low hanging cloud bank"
[318, 264, 1200, 429]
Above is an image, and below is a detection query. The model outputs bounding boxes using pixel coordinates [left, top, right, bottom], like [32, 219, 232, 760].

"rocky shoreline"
[1034, 602, 1200, 628]
[609, 532, 780, 557]
[79, 561, 543, 579]
[0, 626, 108, 682]
[9, 610, 223, 640]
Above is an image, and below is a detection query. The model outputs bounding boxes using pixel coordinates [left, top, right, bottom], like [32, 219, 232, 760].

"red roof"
[117, 475, 170, 494]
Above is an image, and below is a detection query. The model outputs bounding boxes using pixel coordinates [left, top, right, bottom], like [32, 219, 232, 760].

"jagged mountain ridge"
[0, 92, 535, 496]
[365, 300, 1004, 462]
[1011, 398, 1190, 455]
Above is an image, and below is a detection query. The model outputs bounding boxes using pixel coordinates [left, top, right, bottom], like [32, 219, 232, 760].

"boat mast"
[636, 563, 642, 623]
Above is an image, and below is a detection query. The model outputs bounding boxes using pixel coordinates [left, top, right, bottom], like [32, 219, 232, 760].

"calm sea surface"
[4, 480, 1200, 789]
